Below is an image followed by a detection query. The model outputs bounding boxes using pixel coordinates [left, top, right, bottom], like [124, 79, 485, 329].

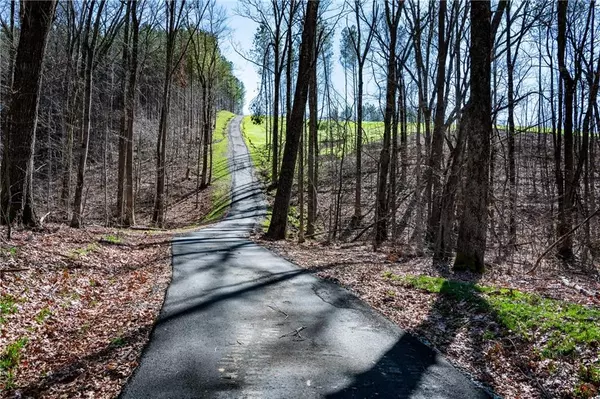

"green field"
[240, 116, 392, 164]
[240, 116, 559, 167]
[240, 116, 457, 160]
[205, 110, 235, 222]
[241, 115, 272, 180]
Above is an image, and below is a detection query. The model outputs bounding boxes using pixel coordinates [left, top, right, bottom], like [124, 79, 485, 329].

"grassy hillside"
[205, 110, 235, 221]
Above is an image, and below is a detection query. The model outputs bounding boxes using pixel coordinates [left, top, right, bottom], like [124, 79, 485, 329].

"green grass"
[110, 336, 127, 347]
[0, 295, 18, 325]
[204, 110, 236, 222]
[241, 115, 272, 182]
[383, 272, 600, 359]
[101, 234, 122, 244]
[0, 337, 27, 389]
[35, 306, 52, 324]
[241, 116, 422, 161]
[68, 243, 99, 259]
[0, 246, 18, 258]
[243, 116, 572, 166]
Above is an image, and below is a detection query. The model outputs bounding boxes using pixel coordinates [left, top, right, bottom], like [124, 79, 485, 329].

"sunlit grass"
[382, 272, 600, 360]
[241, 116, 273, 182]
[205, 110, 235, 222]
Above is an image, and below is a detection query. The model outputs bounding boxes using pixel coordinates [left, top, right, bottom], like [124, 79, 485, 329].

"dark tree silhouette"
[266, 0, 319, 240]
[1, 0, 57, 227]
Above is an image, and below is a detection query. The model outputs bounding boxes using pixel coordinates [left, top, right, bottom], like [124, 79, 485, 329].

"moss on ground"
[382, 272, 600, 360]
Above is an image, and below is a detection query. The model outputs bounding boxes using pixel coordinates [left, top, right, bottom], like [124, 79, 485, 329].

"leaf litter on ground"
[0, 224, 171, 398]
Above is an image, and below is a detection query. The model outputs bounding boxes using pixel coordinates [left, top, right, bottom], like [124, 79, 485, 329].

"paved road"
[121, 116, 490, 399]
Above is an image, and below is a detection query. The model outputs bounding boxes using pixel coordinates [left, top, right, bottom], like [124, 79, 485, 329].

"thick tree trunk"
[556, 0, 575, 260]
[1, 0, 56, 227]
[265, 0, 319, 240]
[298, 121, 305, 243]
[454, 0, 492, 272]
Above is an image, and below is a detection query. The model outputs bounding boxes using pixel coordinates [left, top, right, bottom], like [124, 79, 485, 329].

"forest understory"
[248, 122, 600, 399]
[0, 125, 231, 398]
[0, 225, 171, 398]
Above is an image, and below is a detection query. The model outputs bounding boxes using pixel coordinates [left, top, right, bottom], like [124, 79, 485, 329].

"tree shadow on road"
[323, 264, 496, 398]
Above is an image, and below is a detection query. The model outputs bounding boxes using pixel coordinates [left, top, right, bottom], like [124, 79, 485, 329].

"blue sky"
[216, 0, 351, 115]
[216, 0, 260, 114]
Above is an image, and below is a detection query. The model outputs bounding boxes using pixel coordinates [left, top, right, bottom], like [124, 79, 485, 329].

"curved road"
[121, 116, 489, 398]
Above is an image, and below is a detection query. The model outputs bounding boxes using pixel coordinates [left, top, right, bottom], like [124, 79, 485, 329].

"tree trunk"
[271, 32, 281, 186]
[427, 0, 448, 245]
[506, 4, 517, 248]
[117, 1, 131, 222]
[298, 120, 305, 243]
[152, 0, 177, 227]
[353, 60, 364, 225]
[374, 0, 402, 247]
[70, 44, 94, 228]
[307, 51, 318, 237]
[124, 0, 139, 227]
[454, 0, 492, 272]
[71, 0, 106, 228]
[556, 0, 575, 260]
[266, 0, 319, 240]
[1, 0, 56, 227]
[200, 81, 210, 188]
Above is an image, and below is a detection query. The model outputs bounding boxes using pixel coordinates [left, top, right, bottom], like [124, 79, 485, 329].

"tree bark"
[427, 0, 448, 247]
[152, 0, 178, 227]
[556, 0, 575, 260]
[116, 1, 131, 222]
[454, 0, 492, 272]
[266, 0, 319, 240]
[506, 3, 517, 248]
[1, 0, 57, 227]
[307, 47, 318, 237]
[124, 0, 139, 227]
[71, 0, 113, 228]
[374, 0, 402, 247]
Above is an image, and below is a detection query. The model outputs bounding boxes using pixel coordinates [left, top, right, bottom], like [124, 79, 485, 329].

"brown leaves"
[0, 224, 171, 398]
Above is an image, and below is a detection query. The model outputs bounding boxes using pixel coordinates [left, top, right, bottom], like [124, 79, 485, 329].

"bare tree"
[1, 0, 57, 228]
[453, 0, 493, 272]
[347, 0, 377, 226]
[71, 0, 123, 227]
[374, 0, 403, 247]
[266, 0, 319, 240]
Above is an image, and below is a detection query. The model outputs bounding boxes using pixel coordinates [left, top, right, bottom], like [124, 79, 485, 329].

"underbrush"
[0, 225, 171, 397]
[384, 272, 600, 397]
